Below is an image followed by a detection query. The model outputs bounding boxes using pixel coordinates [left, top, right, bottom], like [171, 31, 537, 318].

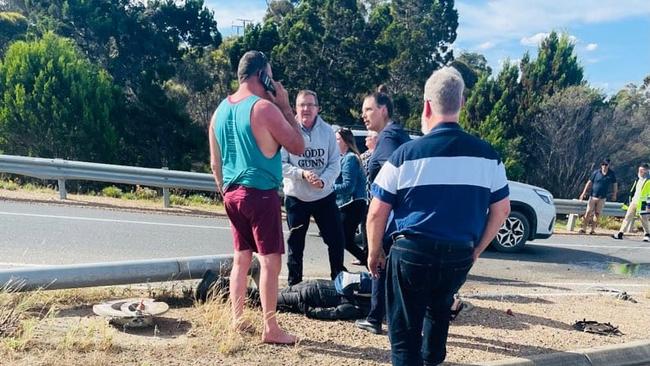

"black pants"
[340, 199, 368, 265]
[286, 193, 345, 285]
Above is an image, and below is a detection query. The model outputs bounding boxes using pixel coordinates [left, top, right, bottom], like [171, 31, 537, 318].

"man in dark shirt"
[579, 159, 618, 234]
[355, 91, 410, 334]
[363, 92, 411, 183]
[368, 67, 510, 365]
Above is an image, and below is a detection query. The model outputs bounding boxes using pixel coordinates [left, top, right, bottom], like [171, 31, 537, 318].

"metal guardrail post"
[567, 214, 578, 231]
[162, 167, 170, 208]
[58, 178, 67, 200]
[0, 255, 261, 292]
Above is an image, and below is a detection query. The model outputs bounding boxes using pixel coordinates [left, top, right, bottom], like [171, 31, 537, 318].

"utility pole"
[232, 18, 253, 36]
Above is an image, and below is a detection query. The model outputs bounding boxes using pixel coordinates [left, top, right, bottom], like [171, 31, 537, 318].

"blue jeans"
[386, 235, 474, 366]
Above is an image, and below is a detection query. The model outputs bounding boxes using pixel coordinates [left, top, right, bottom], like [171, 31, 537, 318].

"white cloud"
[585, 43, 599, 51]
[520, 33, 548, 46]
[456, 0, 650, 43]
[478, 41, 495, 50]
[520, 32, 577, 46]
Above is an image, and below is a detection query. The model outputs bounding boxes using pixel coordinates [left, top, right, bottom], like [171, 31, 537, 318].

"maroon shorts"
[223, 185, 285, 255]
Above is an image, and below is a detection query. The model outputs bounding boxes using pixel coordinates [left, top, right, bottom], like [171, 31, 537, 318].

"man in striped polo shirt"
[367, 67, 511, 365]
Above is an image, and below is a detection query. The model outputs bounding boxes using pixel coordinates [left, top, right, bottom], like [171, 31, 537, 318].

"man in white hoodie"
[282, 90, 344, 285]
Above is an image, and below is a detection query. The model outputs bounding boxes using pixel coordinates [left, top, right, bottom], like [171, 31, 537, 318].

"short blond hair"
[424, 67, 465, 115]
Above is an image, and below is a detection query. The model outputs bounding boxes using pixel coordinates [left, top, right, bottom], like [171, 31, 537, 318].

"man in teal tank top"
[208, 51, 304, 345]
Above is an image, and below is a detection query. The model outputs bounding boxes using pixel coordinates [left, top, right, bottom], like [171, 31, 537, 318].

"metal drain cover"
[93, 298, 169, 328]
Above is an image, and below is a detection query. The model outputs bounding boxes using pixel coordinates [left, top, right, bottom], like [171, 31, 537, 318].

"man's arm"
[208, 114, 223, 195]
[472, 198, 510, 261]
[366, 197, 392, 277]
[262, 81, 304, 155]
[579, 180, 592, 200]
[317, 129, 342, 189]
[281, 148, 304, 179]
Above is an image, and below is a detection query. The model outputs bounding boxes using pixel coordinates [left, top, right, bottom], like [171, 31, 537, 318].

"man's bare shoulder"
[252, 99, 283, 124]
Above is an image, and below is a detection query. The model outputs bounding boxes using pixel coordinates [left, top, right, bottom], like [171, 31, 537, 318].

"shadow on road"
[300, 338, 391, 364]
[454, 304, 569, 332]
[467, 274, 570, 291]
[446, 333, 560, 362]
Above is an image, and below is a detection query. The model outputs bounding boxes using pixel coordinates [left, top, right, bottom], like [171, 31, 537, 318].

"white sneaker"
[643, 235, 650, 242]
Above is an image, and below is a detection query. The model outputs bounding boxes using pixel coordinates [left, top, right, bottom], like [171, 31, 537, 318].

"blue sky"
[206, 0, 650, 94]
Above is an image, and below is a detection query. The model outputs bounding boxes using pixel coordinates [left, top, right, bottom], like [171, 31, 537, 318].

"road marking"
[0, 211, 228, 230]
[532, 242, 650, 250]
[0, 262, 47, 268]
[0, 211, 311, 235]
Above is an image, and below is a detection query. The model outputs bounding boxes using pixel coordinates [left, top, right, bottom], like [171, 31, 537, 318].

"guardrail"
[554, 198, 626, 231]
[0, 154, 217, 207]
[0, 154, 633, 231]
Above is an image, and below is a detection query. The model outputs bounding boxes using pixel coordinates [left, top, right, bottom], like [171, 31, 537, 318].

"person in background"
[360, 131, 378, 177]
[334, 128, 368, 266]
[209, 50, 304, 344]
[612, 163, 650, 241]
[578, 159, 618, 234]
[356, 130, 379, 265]
[282, 90, 345, 285]
[355, 90, 410, 335]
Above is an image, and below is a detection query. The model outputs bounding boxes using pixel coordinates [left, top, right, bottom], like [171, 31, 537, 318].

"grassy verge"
[0, 178, 223, 210]
[554, 215, 637, 231]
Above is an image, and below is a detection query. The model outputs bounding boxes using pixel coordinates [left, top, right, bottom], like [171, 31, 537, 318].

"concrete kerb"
[482, 340, 650, 366]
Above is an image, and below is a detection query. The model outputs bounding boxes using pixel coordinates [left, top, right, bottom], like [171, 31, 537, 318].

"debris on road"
[93, 298, 169, 328]
[573, 319, 623, 336]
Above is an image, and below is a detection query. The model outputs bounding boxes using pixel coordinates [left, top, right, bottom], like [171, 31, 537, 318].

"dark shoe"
[578, 229, 586, 234]
[355, 319, 381, 334]
[612, 232, 623, 240]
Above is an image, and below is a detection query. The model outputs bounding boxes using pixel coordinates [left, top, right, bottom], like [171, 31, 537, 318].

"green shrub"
[134, 186, 157, 200]
[122, 192, 136, 200]
[170, 194, 188, 206]
[22, 183, 38, 191]
[101, 186, 123, 198]
[187, 194, 211, 205]
[0, 180, 19, 190]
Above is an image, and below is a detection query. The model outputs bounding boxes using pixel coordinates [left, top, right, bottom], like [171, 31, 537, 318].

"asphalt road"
[1, 200, 649, 287]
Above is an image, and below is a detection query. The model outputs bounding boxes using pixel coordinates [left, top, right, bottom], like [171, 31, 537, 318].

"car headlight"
[534, 189, 553, 205]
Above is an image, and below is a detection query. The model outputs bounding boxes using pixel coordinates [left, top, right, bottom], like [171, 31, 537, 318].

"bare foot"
[232, 318, 255, 333]
[262, 328, 298, 345]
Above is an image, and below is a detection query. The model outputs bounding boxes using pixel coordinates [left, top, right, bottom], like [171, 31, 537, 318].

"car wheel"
[492, 211, 530, 252]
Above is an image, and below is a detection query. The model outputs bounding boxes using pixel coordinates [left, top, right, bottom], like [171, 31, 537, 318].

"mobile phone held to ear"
[260, 70, 276, 96]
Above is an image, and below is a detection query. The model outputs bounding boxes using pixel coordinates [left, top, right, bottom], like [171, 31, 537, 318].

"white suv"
[494, 181, 555, 252]
[341, 127, 556, 252]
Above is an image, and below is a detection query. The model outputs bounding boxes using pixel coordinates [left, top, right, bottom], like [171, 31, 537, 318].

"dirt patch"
[1, 287, 648, 366]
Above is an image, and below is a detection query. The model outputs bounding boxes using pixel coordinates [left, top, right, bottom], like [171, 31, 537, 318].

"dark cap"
[601, 158, 611, 165]
[237, 51, 269, 83]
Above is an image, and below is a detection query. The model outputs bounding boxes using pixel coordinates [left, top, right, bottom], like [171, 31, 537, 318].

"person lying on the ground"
[197, 270, 372, 321]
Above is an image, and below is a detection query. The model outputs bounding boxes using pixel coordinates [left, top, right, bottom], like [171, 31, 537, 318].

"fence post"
[566, 214, 578, 231]
[162, 167, 170, 208]
[58, 178, 67, 200]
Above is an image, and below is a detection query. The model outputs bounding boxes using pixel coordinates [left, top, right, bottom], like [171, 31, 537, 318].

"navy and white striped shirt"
[371, 122, 509, 243]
